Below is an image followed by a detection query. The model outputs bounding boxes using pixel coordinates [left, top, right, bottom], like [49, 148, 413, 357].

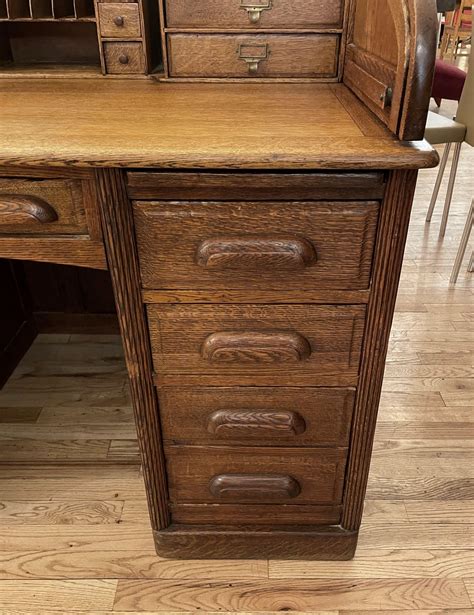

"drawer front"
[165, 0, 344, 29]
[160, 386, 355, 447]
[148, 304, 365, 381]
[167, 34, 339, 78]
[166, 445, 348, 505]
[134, 201, 379, 291]
[0, 178, 87, 235]
[98, 3, 141, 38]
[127, 172, 386, 201]
[104, 42, 145, 74]
[170, 502, 342, 526]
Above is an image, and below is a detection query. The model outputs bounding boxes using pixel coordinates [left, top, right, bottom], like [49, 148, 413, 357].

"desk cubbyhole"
[0, 21, 101, 74]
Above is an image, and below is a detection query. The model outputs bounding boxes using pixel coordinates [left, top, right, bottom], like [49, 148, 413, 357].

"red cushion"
[432, 59, 467, 101]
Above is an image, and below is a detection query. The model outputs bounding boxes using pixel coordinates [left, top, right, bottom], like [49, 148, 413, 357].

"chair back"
[456, 19, 474, 145]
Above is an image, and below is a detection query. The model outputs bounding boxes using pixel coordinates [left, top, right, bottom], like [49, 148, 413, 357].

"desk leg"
[95, 168, 170, 533]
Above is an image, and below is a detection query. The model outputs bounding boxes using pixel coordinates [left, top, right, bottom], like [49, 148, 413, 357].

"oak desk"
[0, 3, 439, 559]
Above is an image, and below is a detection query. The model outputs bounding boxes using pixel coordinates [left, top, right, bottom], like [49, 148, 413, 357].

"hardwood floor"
[0, 144, 472, 611]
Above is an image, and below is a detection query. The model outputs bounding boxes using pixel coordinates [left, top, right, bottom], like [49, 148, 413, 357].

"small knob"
[113, 15, 124, 26]
[118, 54, 129, 65]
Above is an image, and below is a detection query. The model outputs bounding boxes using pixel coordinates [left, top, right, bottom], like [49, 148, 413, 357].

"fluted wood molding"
[342, 169, 418, 530]
[95, 167, 170, 530]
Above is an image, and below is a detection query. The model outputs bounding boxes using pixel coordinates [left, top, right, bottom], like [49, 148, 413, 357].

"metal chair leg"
[450, 200, 473, 284]
[427, 143, 452, 223]
[439, 142, 462, 239]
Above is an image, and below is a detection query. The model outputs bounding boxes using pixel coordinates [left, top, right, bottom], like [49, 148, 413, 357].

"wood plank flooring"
[0, 115, 472, 612]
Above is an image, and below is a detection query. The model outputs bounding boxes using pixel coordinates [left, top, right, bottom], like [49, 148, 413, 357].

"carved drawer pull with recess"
[240, 0, 272, 23]
[207, 409, 307, 437]
[209, 473, 301, 501]
[196, 235, 317, 270]
[0, 194, 58, 226]
[201, 331, 312, 364]
[237, 42, 269, 74]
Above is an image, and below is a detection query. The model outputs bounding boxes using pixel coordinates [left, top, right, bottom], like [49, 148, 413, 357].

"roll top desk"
[0, 0, 439, 559]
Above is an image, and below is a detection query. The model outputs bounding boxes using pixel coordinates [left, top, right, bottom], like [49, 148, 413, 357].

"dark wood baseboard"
[154, 525, 358, 560]
[0, 319, 37, 388]
[34, 312, 120, 334]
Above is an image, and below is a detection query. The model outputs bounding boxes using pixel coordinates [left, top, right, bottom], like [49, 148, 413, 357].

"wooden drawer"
[103, 42, 145, 74]
[164, 0, 344, 29]
[166, 445, 347, 506]
[127, 172, 386, 201]
[134, 201, 379, 291]
[148, 304, 365, 385]
[0, 177, 87, 235]
[159, 386, 355, 447]
[98, 3, 142, 38]
[167, 34, 339, 78]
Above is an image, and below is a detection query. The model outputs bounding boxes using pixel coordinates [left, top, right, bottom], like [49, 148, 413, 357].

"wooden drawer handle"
[0, 194, 58, 226]
[196, 235, 317, 271]
[209, 473, 301, 501]
[207, 410, 306, 437]
[201, 331, 311, 364]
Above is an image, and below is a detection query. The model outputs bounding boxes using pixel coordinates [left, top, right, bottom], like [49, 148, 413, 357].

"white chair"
[425, 23, 473, 238]
[450, 199, 473, 283]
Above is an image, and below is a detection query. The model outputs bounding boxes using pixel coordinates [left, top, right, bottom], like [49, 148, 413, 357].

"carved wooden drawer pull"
[207, 409, 307, 437]
[0, 194, 58, 226]
[201, 331, 311, 364]
[196, 235, 317, 270]
[209, 473, 301, 501]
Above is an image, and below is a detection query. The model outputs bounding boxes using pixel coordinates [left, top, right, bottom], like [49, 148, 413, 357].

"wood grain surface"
[158, 386, 355, 447]
[147, 303, 365, 383]
[0, 81, 438, 169]
[164, 0, 344, 29]
[167, 33, 339, 79]
[133, 200, 379, 290]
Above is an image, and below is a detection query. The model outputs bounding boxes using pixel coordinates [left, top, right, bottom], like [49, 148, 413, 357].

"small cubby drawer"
[97, 2, 141, 38]
[147, 303, 365, 384]
[164, 0, 344, 29]
[133, 200, 379, 291]
[0, 178, 87, 235]
[159, 386, 355, 447]
[167, 33, 339, 78]
[103, 41, 145, 73]
[165, 445, 348, 506]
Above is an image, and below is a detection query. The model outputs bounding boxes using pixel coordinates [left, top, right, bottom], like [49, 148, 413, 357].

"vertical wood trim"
[341, 169, 418, 531]
[95, 168, 170, 530]
[157, 0, 169, 78]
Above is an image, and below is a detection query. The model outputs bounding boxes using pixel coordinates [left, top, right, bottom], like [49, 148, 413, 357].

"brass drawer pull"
[207, 409, 307, 437]
[196, 235, 317, 270]
[113, 15, 125, 26]
[240, 0, 272, 24]
[209, 473, 301, 501]
[0, 194, 58, 226]
[237, 42, 269, 74]
[201, 331, 312, 364]
[119, 54, 129, 65]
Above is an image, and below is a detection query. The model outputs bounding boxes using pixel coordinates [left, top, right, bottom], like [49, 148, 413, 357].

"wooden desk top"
[0, 79, 438, 170]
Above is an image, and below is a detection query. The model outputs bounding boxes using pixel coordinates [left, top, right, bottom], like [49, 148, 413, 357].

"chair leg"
[450, 200, 473, 284]
[426, 143, 451, 223]
[468, 251, 474, 273]
[439, 142, 462, 239]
